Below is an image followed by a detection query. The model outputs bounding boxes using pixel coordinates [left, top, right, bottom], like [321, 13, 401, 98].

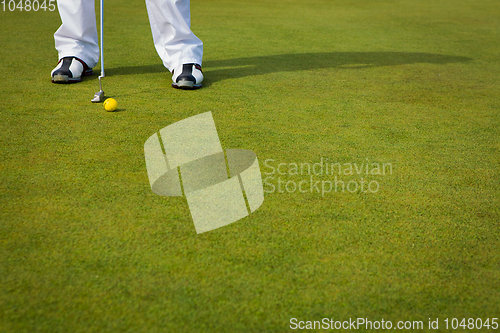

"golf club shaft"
[100, 0, 104, 78]
[91, 0, 104, 102]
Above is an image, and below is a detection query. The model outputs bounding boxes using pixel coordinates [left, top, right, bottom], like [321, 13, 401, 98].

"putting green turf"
[1, 0, 499, 331]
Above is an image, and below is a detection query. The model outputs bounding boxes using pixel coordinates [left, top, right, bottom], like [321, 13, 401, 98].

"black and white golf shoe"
[51, 57, 93, 83]
[171, 63, 203, 89]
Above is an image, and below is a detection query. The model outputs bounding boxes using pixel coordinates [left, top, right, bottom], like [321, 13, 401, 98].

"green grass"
[1, 0, 499, 332]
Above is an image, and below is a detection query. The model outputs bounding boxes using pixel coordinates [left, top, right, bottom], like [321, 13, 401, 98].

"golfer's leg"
[145, 0, 203, 71]
[54, 0, 99, 68]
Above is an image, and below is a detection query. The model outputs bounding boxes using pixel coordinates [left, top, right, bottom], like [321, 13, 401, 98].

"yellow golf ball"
[103, 98, 117, 112]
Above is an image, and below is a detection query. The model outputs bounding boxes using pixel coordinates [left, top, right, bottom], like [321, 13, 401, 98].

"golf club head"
[91, 90, 105, 103]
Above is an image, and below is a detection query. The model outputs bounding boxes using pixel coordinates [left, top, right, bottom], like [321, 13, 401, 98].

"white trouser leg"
[54, 0, 99, 68]
[145, 0, 203, 72]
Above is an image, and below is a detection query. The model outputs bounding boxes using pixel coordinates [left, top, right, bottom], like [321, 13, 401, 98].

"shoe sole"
[51, 74, 82, 84]
[51, 68, 93, 84]
[172, 81, 202, 90]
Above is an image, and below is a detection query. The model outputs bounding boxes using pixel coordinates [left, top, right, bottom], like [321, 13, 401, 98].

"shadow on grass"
[106, 52, 472, 86]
